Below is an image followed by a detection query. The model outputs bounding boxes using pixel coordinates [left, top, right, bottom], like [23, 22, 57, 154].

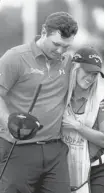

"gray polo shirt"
[0, 36, 72, 143]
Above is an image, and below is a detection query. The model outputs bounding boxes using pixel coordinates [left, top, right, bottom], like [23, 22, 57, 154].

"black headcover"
[8, 113, 43, 140]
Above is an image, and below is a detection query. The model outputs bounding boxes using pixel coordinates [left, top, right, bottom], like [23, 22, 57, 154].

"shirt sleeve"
[0, 49, 20, 92]
[97, 107, 104, 133]
[93, 107, 104, 133]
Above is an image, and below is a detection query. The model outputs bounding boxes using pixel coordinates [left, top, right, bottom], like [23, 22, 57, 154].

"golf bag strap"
[71, 166, 91, 192]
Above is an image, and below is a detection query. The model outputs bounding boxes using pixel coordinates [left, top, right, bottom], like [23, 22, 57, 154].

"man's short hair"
[44, 12, 78, 38]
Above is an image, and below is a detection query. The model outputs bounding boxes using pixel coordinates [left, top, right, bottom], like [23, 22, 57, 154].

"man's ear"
[41, 24, 47, 36]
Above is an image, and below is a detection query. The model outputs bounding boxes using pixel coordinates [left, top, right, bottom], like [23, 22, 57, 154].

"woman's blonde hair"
[66, 62, 99, 113]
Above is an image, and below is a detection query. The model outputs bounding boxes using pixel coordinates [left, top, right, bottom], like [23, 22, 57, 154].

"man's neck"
[36, 39, 52, 61]
[36, 38, 43, 52]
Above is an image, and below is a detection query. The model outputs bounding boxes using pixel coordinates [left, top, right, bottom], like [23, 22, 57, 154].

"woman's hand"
[62, 115, 81, 130]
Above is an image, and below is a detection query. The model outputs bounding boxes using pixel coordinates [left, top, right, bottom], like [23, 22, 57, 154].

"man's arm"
[0, 49, 20, 130]
[0, 87, 10, 130]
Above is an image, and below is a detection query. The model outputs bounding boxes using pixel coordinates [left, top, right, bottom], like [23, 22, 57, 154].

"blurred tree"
[82, 0, 104, 57]
[83, 0, 104, 8]
[37, 0, 68, 34]
[82, 0, 104, 33]
[0, 7, 23, 57]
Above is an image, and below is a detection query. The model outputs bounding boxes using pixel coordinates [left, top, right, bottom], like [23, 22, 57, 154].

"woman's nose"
[87, 74, 95, 81]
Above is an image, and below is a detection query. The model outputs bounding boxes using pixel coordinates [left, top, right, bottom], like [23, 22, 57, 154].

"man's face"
[42, 30, 74, 59]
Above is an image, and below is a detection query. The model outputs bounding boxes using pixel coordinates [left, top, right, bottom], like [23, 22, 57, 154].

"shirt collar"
[31, 36, 45, 59]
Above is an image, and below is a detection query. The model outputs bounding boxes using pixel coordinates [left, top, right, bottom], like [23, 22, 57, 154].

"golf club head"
[8, 113, 43, 140]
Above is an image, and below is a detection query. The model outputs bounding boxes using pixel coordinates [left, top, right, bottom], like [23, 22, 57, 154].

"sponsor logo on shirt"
[30, 68, 44, 75]
[24, 68, 44, 75]
[59, 69, 65, 75]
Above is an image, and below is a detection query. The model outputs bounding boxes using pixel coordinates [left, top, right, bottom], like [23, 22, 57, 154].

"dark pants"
[90, 164, 104, 193]
[0, 138, 70, 193]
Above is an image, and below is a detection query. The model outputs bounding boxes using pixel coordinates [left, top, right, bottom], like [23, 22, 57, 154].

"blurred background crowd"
[0, 0, 104, 63]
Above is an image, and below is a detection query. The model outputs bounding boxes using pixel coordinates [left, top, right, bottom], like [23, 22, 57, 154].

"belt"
[35, 139, 61, 144]
[91, 155, 104, 167]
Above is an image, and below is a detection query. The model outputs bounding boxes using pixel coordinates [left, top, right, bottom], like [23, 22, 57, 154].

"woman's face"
[76, 67, 98, 89]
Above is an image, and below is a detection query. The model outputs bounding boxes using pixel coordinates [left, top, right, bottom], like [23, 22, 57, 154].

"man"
[0, 12, 78, 193]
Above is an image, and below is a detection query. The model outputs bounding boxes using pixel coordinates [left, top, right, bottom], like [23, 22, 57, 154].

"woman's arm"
[77, 121, 104, 148]
[62, 108, 104, 148]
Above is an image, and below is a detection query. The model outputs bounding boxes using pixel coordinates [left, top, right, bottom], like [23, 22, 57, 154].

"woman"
[61, 46, 104, 193]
